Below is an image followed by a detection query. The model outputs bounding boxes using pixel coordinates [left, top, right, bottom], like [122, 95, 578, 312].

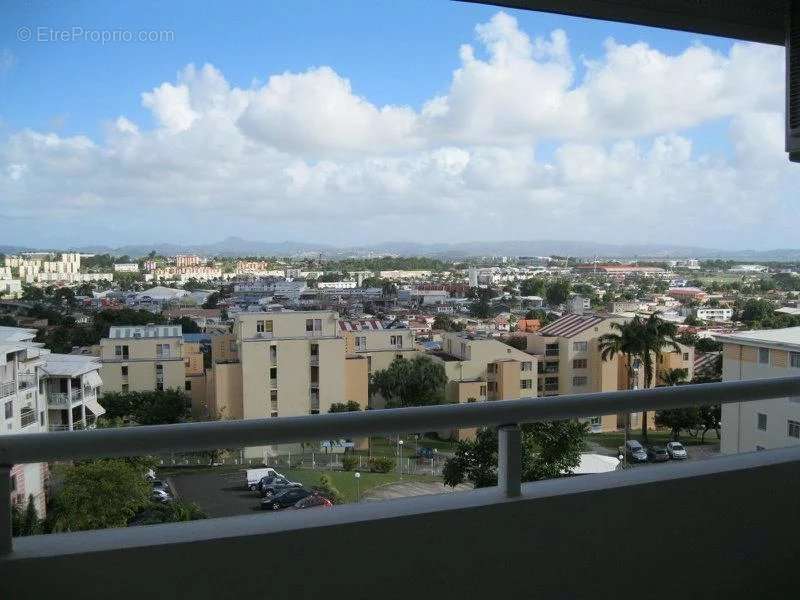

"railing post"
[0, 465, 13, 555]
[498, 424, 521, 498]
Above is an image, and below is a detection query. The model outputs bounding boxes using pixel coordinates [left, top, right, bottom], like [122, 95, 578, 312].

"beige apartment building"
[340, 320, 418, 376]
[716, 328, 800, 455]
[428, 332, 537, 440]
[100, 325, 186, 394]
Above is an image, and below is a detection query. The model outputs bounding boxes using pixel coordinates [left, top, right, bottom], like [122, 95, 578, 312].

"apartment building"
[716, 327, 800, 454]
[428, 332, 537, 440]
[100, 325, 186, 394]
[525, 314, 649, 433]
[694, 307, 733, 322]
[0, 327, 48, 515]
[340, 320, 417, 375]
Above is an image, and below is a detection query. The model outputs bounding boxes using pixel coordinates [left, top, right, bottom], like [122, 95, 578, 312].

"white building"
[0, 279, 23, 298]
[716, 327, 800, 454]
[317, 280, 357, 289]
[695, 307, 734, 322]
[728, 264, 768, 274]
[0, 327, 50, 516]
[40, 354, 105, 431]
[114, 263, 140, 273]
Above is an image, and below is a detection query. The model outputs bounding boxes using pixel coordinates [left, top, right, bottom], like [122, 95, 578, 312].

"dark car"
[260, 476, 302, 497]
[290, 494, 333, 510]
[622, 440, 648, 463]
[261, 487, 311, 510]
[647, 446, 670, 462]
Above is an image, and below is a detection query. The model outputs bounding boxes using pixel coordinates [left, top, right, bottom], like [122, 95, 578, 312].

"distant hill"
[5, 237, 800, 261]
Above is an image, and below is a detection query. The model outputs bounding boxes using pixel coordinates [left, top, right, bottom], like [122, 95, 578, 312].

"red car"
[291, 494, 333, 510]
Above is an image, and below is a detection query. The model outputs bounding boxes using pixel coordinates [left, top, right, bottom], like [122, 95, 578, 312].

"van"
[246, 468, 281, 491]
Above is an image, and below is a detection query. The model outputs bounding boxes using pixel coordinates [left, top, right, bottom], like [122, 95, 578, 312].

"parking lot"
[168, 469, 260, 518]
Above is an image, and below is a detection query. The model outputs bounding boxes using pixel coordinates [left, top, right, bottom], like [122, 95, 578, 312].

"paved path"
[363, 481, 471, 501]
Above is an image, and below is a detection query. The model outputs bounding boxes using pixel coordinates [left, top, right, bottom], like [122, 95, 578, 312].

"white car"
[666, 441, 688, 460]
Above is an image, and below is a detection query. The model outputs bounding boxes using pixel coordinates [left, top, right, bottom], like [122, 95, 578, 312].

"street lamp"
[398, 438, 404, 480]
[354, 471, 361, 503]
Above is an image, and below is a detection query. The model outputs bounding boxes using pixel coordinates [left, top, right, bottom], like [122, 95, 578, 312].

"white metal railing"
[0, 376, 799, 556]
[48, 392, 70, 406]
[17, 374, 36, 390]
[0, 381, 15, 399]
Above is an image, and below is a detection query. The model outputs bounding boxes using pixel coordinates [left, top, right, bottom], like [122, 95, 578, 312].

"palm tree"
[598, 317, 644, 436]
[659, 367, 689, 387]
[638, 314, 682, 442]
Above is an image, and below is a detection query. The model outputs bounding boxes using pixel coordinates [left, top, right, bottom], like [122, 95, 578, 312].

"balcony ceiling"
[462, 0, 787, 45]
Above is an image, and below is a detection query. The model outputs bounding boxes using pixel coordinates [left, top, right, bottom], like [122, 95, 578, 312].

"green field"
[281, 468, 439, 503]
[350, 435, 459, 459]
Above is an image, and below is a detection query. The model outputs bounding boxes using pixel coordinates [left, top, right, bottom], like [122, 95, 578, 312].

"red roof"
[536, 314, 606, 338]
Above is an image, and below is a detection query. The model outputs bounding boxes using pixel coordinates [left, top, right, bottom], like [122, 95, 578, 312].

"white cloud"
[0, 12, 796, 248]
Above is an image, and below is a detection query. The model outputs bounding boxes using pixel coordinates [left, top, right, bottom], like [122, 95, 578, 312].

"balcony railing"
[17, 374, 36, 390]
[0, 381, 15, 399]
[47, 392, 70, 407]
[1, 376, 799, 567]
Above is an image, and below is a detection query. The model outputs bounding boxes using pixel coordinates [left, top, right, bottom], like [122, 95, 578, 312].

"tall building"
[40, 354, 105, 431]
[716, 327, 800, 454]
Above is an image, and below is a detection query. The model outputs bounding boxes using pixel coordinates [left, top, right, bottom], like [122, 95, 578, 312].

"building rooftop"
[715, 327, 800, 350]
[41, 354, 101, 378]
[536, 314, 606, 338]
[108, 325, 183, 339]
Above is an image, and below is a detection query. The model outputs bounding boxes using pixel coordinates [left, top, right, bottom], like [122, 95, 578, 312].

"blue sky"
[0, 1, 794, 250]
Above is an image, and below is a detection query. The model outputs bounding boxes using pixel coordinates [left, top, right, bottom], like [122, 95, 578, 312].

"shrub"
[368, 457, 395, 473]
[313, 475, 344, 505]
[341, 455, 359, 471]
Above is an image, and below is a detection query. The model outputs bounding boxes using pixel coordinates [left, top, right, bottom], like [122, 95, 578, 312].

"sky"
[0, 0, 797, 250]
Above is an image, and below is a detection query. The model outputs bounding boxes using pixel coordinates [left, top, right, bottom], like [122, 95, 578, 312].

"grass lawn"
[282, 468, 439, 503]
[588, 430, 720, 452]
[351, 435, 458, 459]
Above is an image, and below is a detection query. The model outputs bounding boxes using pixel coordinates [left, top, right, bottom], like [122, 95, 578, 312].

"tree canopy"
[370, 356, 447, 408]
[99, 389, 190, 425]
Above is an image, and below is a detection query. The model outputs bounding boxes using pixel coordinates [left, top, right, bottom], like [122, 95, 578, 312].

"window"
[270, 390, 278, 417]
[682, 353, 689, 361]
[758, 347, 770, 365]
[480, 385, 486, 396]
[114, 344, 129, 358]
[487, 381, 497, 393]
[122, 384, 129, 393]
[10, 475, 16, 492]
[573, 341, 588, 352]
[270, 345, 278, 363]
[310, 366, 319, 384]
[791, 352, 800, 368]
[521, 361, 532, 372]
[256, 320, 265, 333]
[572, 376, 588, 386]
[789, 420, 800, 439]
[306, 318, 322, 332]
[270, 367, 277, 382]
[757, 412, 768, 431]
[521, 379, 532, 390]
[4, 401, 12, 420]
[355, 336, 366, 350]
[367, 356, 372, 371]
[265, 320, 273, 333]
[588, 416, 601, 426]
[573, 359, 587, 369]
[309, 344, 318, 357]
[390, 335, 403, 348]
[121, 366, 128, 377]
[185, 380, 192, 391]
[156, 343, 170, 358]
[40, 411, 44, 426]
[156, 382, 164, 392]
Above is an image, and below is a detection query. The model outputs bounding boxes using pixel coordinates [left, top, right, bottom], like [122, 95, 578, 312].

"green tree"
[654, 407, 699, 440]
[21, 285, 45, 302]
[658, 367, 689, 387]
[48, 459, 151, 532]
[133, 500, 207, 525]
[443, 421, 588, 488]
[519, 278, 545, 297]
[433, 314, 464, 331]
[737, 298, 776, 323]
[698, 404, 722, 442]
[171, 316, 201, 334]
[370, 355, 447, 408]
[52, 287, 75, 306]
[695, 338, 722, 353]
[313, 474, 344, 504]
[203, 292, 220, 309]
[544, 279, 571, 307]
[182, 278, 203, 292]
[0, 315, 16, 327]
[329, 401, 361, 413]
[99, 390, 190, 425]
[11, 495, 42, 536]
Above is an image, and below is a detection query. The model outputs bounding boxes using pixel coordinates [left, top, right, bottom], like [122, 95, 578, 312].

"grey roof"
[41, 354, 101, 378]
[715, 327, 800, 350]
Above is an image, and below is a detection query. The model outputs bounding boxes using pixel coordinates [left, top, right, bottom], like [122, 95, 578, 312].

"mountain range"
[3, 237, 800, 261]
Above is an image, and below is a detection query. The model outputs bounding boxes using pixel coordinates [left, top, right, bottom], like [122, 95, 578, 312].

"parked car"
[151, 479, 171, 493]
[246, 468, 281, 491]
[666, 441, 688, 459]
[646, 446, 670, 462]
[622, 440, 648, 463]
[290, 494, 333, 510]
[151, 488, 172, 503]
[415, 447, 436, 459]
[260, 476, 303, 497]
[261, 487, 311, 510]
